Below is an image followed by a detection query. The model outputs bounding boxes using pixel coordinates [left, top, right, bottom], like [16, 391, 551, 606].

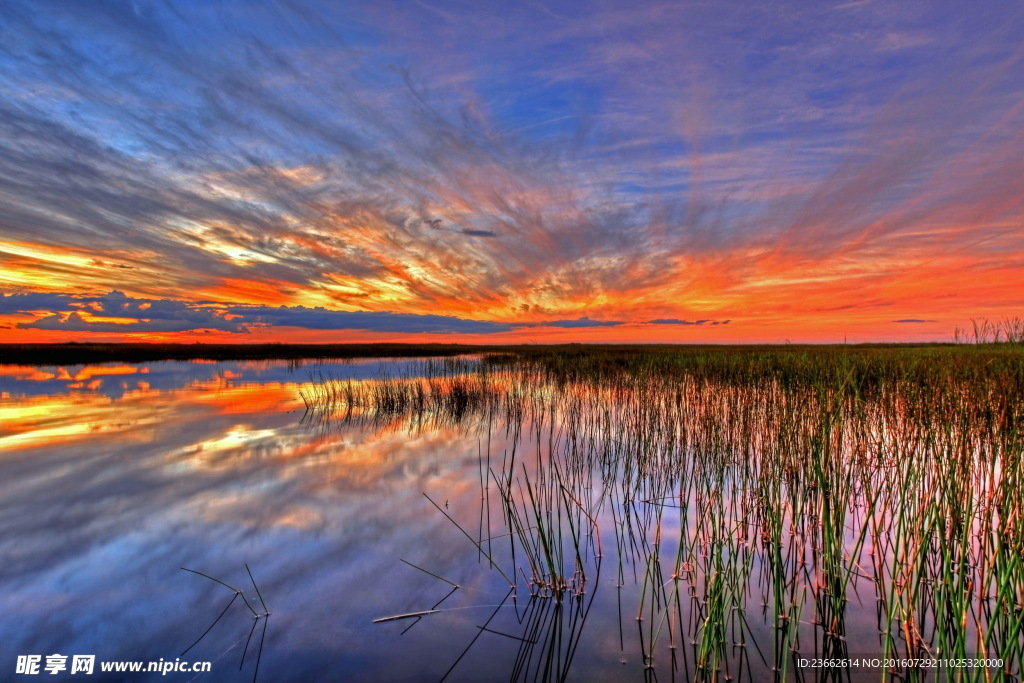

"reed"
[347, 344, 1024, 680]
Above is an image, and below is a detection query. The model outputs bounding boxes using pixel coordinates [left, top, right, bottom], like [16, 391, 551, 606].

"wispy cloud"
[0, 1, 1022, 341]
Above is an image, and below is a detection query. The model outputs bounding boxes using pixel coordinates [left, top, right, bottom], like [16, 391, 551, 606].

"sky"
[1, 0, 1022, 344]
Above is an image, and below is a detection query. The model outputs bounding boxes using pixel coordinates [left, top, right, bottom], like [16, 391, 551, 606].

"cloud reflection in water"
[0, 358, 521, 681]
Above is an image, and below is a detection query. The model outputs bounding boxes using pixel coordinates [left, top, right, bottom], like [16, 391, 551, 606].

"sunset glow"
[2, 1, 1023, 344]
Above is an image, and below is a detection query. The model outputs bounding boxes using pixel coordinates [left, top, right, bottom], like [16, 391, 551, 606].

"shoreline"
[0, 340, 993, 365]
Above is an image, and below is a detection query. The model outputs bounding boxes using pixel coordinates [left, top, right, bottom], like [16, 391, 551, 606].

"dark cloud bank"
[4, 291, 728, 335]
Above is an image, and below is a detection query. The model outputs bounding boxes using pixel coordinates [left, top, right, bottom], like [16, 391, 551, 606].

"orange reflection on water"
[0, 364, 149, 383]
[1, 367, 485, 535]
[0, 388, 177, 452]
[188, 380, 301, 415]
[0, 366, 59, 382]
[65, 365, 145, 382]
[0, 378, 302, 453]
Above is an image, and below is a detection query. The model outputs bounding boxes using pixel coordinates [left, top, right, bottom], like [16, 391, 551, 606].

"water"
[0, 357, 1016, 681]
[1, 359, 515, 681]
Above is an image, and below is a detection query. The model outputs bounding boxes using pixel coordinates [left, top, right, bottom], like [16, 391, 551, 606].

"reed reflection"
[1, 349, 1020, 681]
[305, 349, 1023, 681]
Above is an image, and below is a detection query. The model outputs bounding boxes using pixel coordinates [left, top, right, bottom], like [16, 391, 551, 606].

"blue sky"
[1, 0, 1023, 342]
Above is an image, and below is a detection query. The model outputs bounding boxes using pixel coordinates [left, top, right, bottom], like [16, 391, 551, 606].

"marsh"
[1, 346, 1021, 681]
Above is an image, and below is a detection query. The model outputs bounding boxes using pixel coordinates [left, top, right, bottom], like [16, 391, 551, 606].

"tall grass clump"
[327, 344, 1023, 681]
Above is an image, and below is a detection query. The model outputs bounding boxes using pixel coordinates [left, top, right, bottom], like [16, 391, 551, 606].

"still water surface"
[0, 357, 1015, 681]
[3, 359, 640, 682]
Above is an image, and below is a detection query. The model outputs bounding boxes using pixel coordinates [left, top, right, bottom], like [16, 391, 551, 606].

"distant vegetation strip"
[2, 340, 1021, 366]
